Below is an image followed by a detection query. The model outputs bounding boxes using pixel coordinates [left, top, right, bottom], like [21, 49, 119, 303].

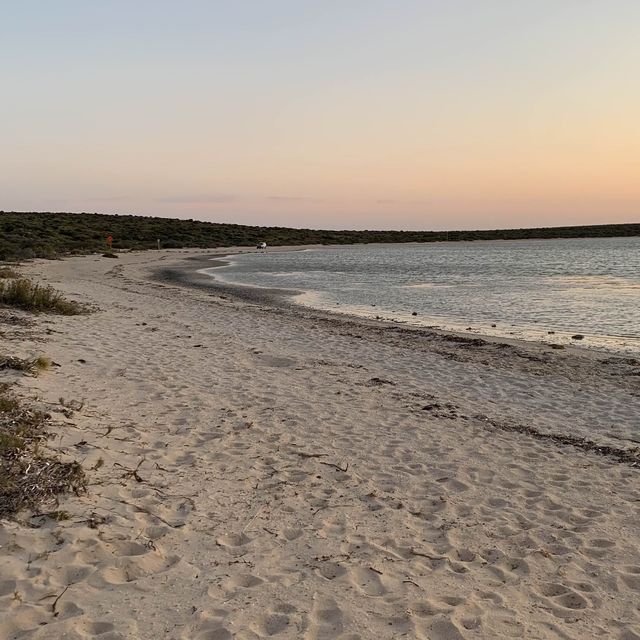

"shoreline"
[154, 249, 637, 362]
[2, 248, 639, 639]
[185, 244, 640, 356]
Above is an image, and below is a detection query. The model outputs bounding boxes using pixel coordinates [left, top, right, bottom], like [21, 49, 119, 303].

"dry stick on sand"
[114, 458, 145, 483]
[51, 584, 70, 617]
[242, 505, 265, 534]
[319, 460, 349, 472]
[291, 451, 327, 459]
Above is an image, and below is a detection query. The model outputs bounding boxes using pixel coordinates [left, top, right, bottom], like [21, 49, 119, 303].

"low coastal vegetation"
[0, 384, 86, 517]
[0, 268, 87, 517]
[1, 211, 638, 261]
[0, 277, 86, 315]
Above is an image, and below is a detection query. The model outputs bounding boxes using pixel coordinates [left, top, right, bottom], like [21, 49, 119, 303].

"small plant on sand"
[0, 395, 19, 412]
[0, 278, 86, 315]
[0, 355, 52, 375]
[0, 266, 20, 279]
[34, 355, 53, 371]
[58, 397, 84, 411]
[58, 396, 84, 418]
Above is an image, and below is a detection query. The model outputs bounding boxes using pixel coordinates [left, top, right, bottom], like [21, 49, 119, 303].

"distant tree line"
[0, 211, 638, 261]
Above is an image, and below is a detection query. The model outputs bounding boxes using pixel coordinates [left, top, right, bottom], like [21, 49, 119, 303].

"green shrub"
[0, 278, 86, 315]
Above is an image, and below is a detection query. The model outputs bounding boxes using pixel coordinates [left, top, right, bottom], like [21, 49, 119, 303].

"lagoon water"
[207, 237, 640, 353]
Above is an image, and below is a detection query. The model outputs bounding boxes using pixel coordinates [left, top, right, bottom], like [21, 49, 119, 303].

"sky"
[1, 1, 639, 230]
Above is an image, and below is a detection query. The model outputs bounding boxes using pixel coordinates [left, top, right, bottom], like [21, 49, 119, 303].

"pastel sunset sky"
[2, 1, 638, 230]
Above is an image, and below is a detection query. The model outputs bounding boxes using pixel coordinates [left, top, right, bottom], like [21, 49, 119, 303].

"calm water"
[205, 237, 640, 353]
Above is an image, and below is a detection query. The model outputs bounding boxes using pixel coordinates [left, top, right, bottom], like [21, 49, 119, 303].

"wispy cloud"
[88, 195, 131, 202]
[268, 195, 324, 203]
[155, 194, 237, 204]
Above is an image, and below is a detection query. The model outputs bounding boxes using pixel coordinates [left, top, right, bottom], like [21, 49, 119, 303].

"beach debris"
[114, 458, 145, 483]
[571, 334, 585, 340]
[365, 377, 395, 387]
[82, 512, 110, 529]
[549, 344, 565, 350]
[51, 584, 70, 616]
[0, 389, 86, 517]
[412, 312, 418, 316]
[421, 402, 459, 419]
[292, 450, 326, 459]
[61, 398, 83, 411]
[319, 460, 349, 473]
[441, 334, 487, 347]
[475, 414, 640, 466]
[0, 311, 35, 327]
[59, 397, 85, 413]
[0, 355, 51, 375]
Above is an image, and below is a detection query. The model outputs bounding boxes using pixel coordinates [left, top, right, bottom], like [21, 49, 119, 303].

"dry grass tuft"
[0, 266, 20, 279]
[0, 388, 86, 517]
[0, 355, 52, 375]
[34, 355, 53, 371]
[0, 278, 86, 315]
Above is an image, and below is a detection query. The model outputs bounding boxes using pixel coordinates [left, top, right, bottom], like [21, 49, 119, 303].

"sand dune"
[1, 249, 639, 639]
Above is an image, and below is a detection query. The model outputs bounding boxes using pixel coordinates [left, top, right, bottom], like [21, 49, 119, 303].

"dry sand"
[1, 248, 639, 640]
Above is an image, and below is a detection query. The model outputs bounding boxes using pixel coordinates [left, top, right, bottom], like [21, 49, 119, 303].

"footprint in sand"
[348, 566, 389, 597]
[250, 611, 291, 636]
[536, 582, 590, 617]
[88, 546, 181, 587]
[192, 627, 233, 640]
[415, 615, 466, 640]
[222, 573, 264, 592]
[305, 596, 344, 640]
[619, 566, 640, 592]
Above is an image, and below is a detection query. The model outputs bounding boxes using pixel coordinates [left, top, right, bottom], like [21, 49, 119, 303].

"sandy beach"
[1, 248, 639, 640]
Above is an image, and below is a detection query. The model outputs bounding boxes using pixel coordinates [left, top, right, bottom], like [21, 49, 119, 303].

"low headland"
[1, 210, 638, 260]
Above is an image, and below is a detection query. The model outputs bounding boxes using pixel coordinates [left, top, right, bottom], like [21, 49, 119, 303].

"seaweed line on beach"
[475, 413, 640, 467]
